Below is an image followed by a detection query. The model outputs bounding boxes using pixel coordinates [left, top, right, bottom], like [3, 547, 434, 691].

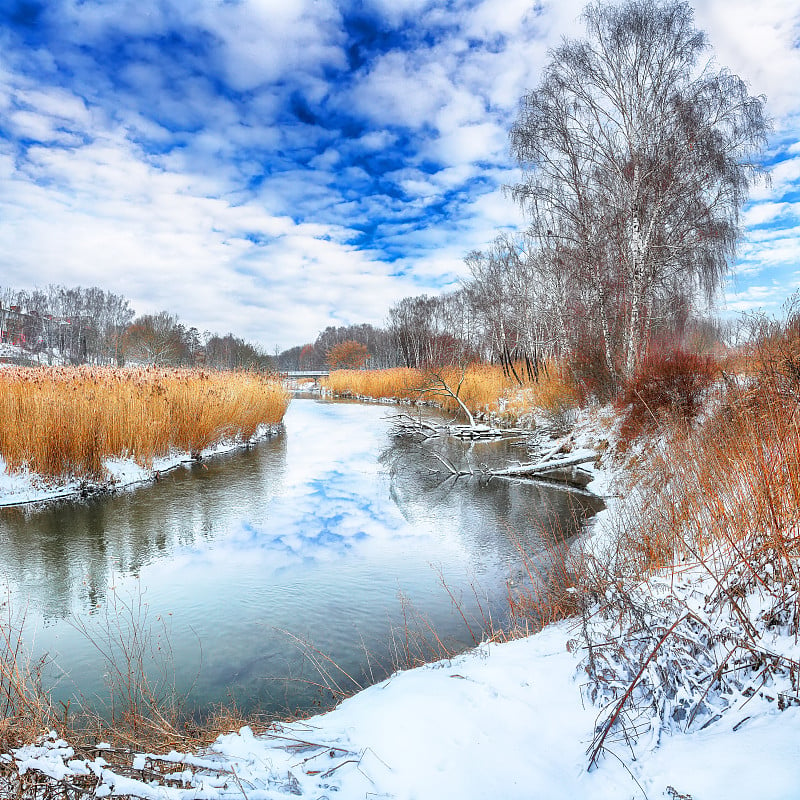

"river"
[0, 397, 602, 718]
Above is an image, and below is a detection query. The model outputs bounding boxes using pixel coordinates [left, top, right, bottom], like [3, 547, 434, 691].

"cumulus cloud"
[0, 0, 798, 348]
[694, 0, 800, 118]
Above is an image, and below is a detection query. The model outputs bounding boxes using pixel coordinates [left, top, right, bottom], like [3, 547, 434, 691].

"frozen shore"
[8, 616, 800, 799]
[0, 424, 283, 509]
[4, 404, 800, 798]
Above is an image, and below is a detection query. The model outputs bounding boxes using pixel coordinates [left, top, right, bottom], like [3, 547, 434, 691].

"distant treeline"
[0, 285, 272, 371]
[275, 281, 732, 389]
[0, 280, 731, 382]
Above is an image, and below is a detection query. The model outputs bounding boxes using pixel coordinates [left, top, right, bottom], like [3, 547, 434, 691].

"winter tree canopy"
[509, 0, 770, 381]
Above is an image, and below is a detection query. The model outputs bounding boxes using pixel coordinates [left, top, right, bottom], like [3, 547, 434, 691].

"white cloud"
[724, 283, 787, 312]
[15, 87, 91, 126]
[1, 0, 799, 348]
[346, 51, 455, 130]
[0, 115, 424, 347]
[694, 0, 800, 119]
[742, 202, 791, 227]
[197, 0, 347, 93]
[431, 122, 506, 166]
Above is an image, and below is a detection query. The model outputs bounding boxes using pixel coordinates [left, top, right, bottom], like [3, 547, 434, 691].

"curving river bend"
[0, 397, 602, 717]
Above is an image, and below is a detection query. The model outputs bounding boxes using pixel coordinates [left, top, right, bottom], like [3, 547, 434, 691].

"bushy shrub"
[618, 348, 717, 444]
[749, 301, 800, 395]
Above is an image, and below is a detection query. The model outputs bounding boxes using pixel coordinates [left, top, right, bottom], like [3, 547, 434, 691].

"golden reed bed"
[0, 366, 290, 480]
[322, 363, 579, 421]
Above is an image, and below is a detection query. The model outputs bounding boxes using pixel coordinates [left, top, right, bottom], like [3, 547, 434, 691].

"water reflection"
[0, 398, 602, 715]
[384, 426, 603, 576]
[0, 435, 288, 619]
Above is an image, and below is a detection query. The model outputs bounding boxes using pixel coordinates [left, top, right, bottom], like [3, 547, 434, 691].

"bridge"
[282, 370, 330, 379]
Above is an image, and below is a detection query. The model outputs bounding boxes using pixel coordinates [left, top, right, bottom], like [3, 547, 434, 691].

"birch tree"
[510, 0, 769, 380]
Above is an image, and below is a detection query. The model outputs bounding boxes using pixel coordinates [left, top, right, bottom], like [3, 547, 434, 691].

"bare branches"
[509, 0, 770, 382]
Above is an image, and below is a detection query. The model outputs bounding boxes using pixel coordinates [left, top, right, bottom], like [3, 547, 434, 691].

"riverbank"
[6, 610, 798, 799]
[7, 418, 799, 799]
[322, 363, 580, 432]
[0, 366, 290, 508]
[0, 422, 284, 508]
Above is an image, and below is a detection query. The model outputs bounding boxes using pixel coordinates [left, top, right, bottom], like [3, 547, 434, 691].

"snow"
[5, 401, 800, 798]
[8, 616, 800, 799]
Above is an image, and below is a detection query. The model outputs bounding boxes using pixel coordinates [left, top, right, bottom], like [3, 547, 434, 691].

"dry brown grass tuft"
[574, 350, 800, 759]
[611, 366, 800, 580]
[0, 367, 290, 480]
[0, 601, 57, 752]
[322, 367, 420, 402]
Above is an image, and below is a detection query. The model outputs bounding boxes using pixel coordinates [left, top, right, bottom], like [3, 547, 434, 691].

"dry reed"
[0, 592, 63, 755]
[573, 319, 800, 758]
[324, 361, 580, 424]
[611, 375, 800, 579]
[323, 367, 420, 402]
[0, 367, 290, 480]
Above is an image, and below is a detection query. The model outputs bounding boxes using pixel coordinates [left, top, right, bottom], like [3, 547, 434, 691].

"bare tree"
[202, 332, 272, 370]
[123, 311, 183, 365]
[465, 234, 563, 382]
[387, 295, 438, 368]
[510, 0, 769, 381]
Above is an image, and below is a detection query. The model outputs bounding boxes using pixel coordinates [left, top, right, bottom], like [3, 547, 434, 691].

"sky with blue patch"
[0, 0, 798, 349]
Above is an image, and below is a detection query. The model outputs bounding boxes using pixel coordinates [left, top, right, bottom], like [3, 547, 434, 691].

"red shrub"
[618, 348, 717, 444]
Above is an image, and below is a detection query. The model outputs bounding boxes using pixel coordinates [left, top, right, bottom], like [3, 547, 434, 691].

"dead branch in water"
[389, 412, 524, 442]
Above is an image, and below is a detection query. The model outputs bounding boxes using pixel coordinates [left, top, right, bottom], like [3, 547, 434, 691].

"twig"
[588, 613, 690, 770]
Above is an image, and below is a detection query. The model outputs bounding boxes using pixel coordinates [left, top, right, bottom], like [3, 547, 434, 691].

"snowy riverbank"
[8, 612, 800, 799]
[0, 424, 282, 508]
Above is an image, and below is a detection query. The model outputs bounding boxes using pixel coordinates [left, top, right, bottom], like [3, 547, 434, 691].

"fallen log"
[487, 450, 597, 477]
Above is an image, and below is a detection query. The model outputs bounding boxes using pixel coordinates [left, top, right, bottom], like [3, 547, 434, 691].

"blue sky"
[0, 0, 798, 350]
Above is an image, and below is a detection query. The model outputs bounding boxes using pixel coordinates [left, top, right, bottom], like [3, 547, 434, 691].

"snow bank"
[5, 400, 800, 798]
[8, 618, 800, 799]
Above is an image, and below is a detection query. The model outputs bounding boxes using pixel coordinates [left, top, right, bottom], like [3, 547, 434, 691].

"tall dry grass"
[0, 367, 290, 480]
[610, 363, 800, 579]
[505, 317, 800, 651]
[576, 366, 800, 760]
[324, 361, 580, 424]
[323, 367, 420, 402]
[0, 603, 56, 750]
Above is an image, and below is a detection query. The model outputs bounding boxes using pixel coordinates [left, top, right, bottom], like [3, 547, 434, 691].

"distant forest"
[1, 280, 728, 383]
[0, 284, 274, 371]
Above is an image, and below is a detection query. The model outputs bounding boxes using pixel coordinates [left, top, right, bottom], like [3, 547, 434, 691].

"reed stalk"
[323, 361, 579, 423]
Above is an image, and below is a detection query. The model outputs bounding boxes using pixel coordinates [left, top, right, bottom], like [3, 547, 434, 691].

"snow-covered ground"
[0, 425, 281, 508]
[0, 342, 66, 366]
[8, 613, 800, 799]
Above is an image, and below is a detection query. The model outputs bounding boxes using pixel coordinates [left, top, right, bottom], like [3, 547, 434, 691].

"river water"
[0, 397, 601, 718]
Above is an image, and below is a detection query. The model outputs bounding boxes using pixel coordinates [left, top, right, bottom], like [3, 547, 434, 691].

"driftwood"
[392, 413, 599, 489]
[488, 450, 597, 477]
[390, 413, 524, 442]
[424, 441, 597, 486]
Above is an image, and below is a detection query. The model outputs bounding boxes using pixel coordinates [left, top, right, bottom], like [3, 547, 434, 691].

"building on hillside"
[0, 304, 29, 347]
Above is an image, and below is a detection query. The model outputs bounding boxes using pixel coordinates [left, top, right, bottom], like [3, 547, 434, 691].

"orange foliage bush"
[326, 340, 370, 370]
